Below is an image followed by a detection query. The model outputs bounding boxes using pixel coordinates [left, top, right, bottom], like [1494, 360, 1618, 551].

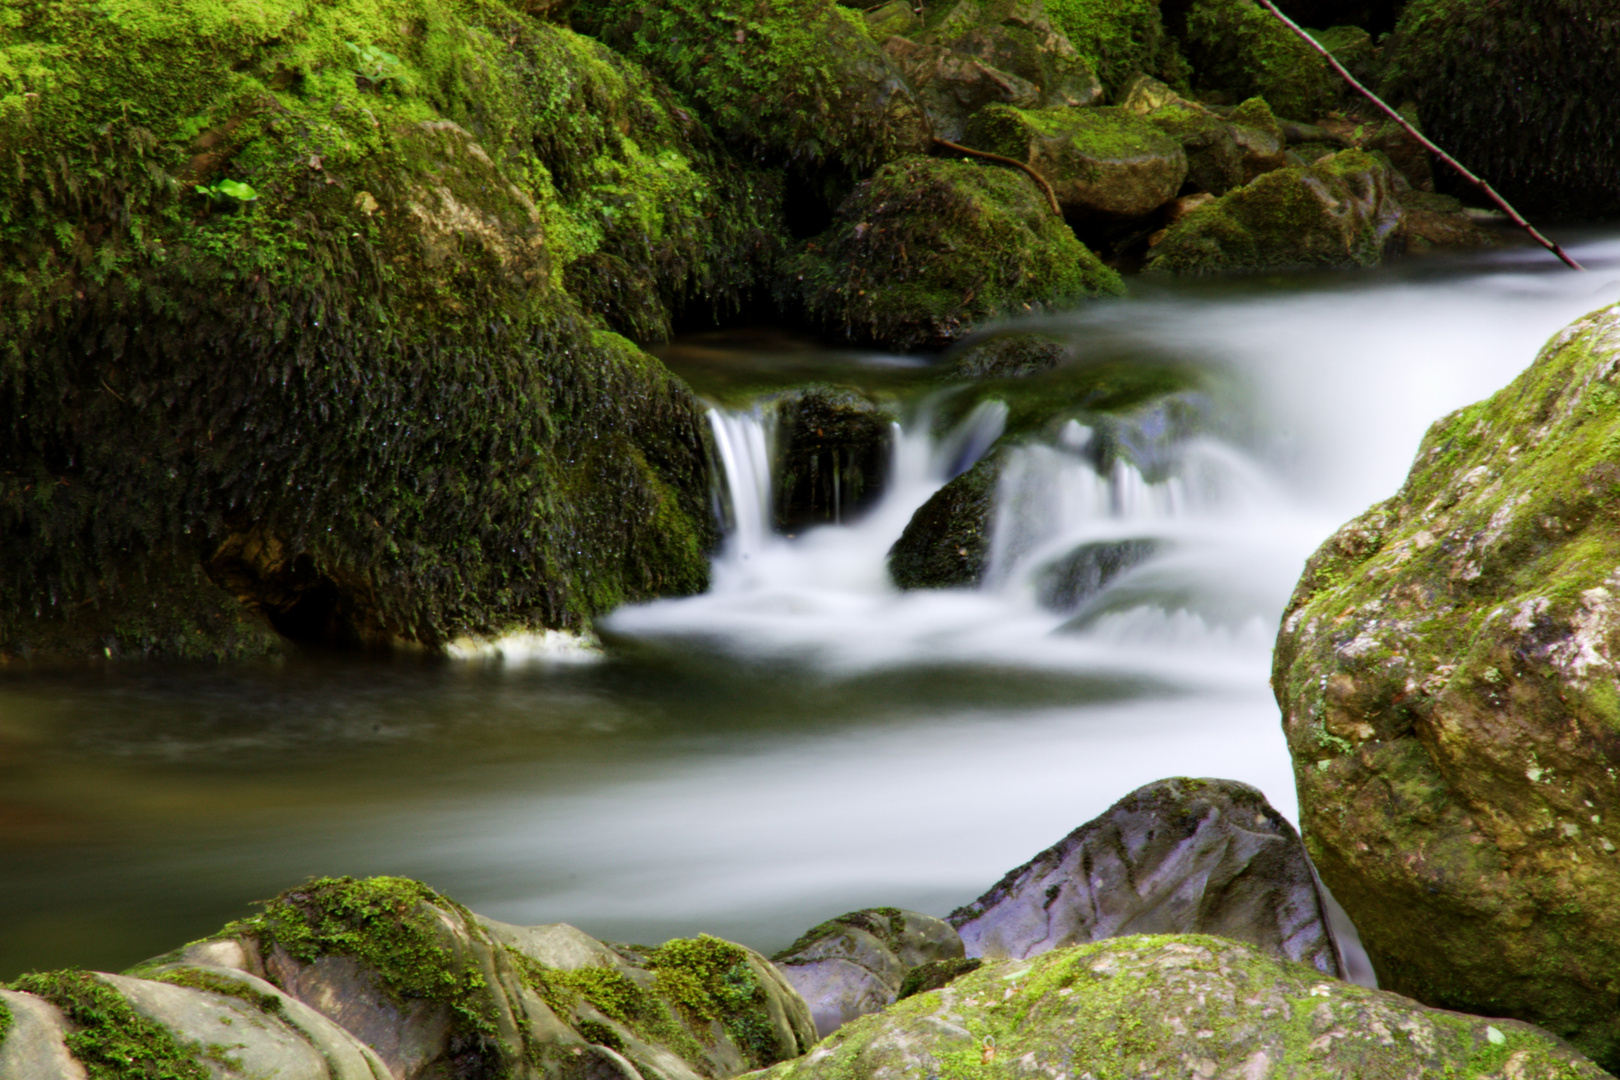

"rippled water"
[4, 235, 1618, 981]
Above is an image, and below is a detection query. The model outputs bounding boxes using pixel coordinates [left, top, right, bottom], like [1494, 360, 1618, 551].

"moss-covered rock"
[888, 452, 1003, 589]
[1147, 97, 1291, 195]
[1144, 149, 1403, 274]
[1379, 0, 1620, 218]
[963, 104, 1188, 220]
[1178, 0, 1344, 121]
[947, 333, 1070, 380]
[1043, 0, 1191, 97]
[1398, 189, 1496, 252]
[863, 0, 924, 41]
[0, 0, 741, 659]
[779, 157, 1123, 352]
[1272, 303, 1620, 1071]
[572, 0, 931, 183]
[750, 935, 1611, 1080]
[772, 386, 896, 531]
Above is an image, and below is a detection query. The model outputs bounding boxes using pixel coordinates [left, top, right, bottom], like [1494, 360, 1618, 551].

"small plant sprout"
[195, 179, 259, 203]
[346, 42, 403, 90]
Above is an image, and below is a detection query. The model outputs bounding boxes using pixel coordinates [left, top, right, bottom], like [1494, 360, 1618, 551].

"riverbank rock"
[778, 156, 1123, 351]
[748, 934, 1613, 1080]
[1178, 0, 1343, 121]
[1144, 150, 1403, 275]
[1042, 0, 1191, 97]
[963, 105, 1188, 220]
[889, 453, 1003, 589]
[1147, 96, 1293, 195]
[0, 0, 759, 660]
[772, 908, 965, 1038]
[949, 778, 1344, 976]
[1272, 303, 1620, 1070]
[574, 0, 931, 183]
[4, 875, 817, 1080]
[1380, 0, 1620, 218]
[772, 387, 897, 531]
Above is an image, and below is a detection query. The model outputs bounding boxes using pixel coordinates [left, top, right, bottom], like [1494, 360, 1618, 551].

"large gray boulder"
[750, 935, 1613, 1080]
[772, 908, 965, 1038]
[0, 989, 85, 1080]
[949, 777, 1344, 976]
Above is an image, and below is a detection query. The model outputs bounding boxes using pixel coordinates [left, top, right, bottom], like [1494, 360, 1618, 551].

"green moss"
[509, 952, 711, 1065]
[0, 997, 11, 1050]
[779, 156, 1123, 352]
[1379, 0, 1620, 217]
[224, 876, 500, 1044]
[0, 0, 723, 659]
[967, 103, 1175, 161]
[647, 935, 779, 1068]
[896, 957, 983, 999]
[1179, 0, 1342, 120]
[1043, 0, 1190, 96]
[572, 0, 929, 182]
[149, 968, 283, 1015]
[9, 969, 212, 1080]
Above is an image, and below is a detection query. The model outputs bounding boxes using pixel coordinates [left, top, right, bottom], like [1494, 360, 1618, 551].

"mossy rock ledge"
[1273, 302, 1620, 1070]
[3, 875, 817, 1080]
[749, 934, 1611, 1080]
[0, 0, 792, 659]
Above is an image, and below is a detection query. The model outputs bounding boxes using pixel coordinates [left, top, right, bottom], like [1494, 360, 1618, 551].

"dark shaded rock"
[1398, 189, 1497, 252]
[947, 333, 1070, 380]
[771, 908, 963, 1038]
[772, 387, 896, 531]
[881, 37, 1045, 144]
[949, 777, 1344, 976]
[1380, 0, 1620, 219]
[1365, 113, 1436, 191]
[1145, 149, 1404, 274]
[750, 935, 1612, 1080]
[888, 453, 1002, 589]
[964, 104, 1187, 220]
[1311, 23, 1379, 84]
[895, 957, 984, 1000]
[1272, 0, 1405, 37]
[778, 156, 1123, 352]
[1272, 303, 1620, 1070]
[1042, 0, 1191, 96]
[1034, 538, 1158, 611]
[1180, 0, 1344, 121]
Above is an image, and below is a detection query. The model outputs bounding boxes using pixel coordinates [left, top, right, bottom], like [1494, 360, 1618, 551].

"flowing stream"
[3, 236, 1619, 981]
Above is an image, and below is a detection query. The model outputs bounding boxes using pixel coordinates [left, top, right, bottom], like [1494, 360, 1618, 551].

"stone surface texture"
[950, 777, 1344, 977]
[1273, 303, 1620, 1071]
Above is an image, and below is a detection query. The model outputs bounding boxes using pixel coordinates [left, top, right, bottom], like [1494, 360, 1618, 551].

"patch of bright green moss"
[0, 997, 11, 1050]
[648, 935, 780, 1068]
[1179, 0, 1341, 120]
[149, 968, 284, 1016]
[1043, 0, 1190, 96]
[10, 969, 212, 1080]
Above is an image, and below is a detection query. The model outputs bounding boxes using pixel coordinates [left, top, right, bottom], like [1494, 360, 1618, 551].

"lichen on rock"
[1273, 303, 1620, 1070]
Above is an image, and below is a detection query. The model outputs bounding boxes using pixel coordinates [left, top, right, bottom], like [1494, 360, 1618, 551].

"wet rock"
[963, 104, 1187, 220]
[1397, 189, 1496, 252]
[1145, 149, 1404, 274]
[1180, 0, 1343, 122]
[1364, 113, 1435, 191]
[946, 333, 1070, 380]
[1116, 73, 1181, 116]
[1033, 537, 1158, 611]
[575, 0, 931, 179]
[1312, 23, 1378, 84]
[1380, 0, 1620, 218]
[888, 452, 1003, 589]
[778, 156, 1122, 352]
[0, 989, 85, 1080]
[772, 387, 896, 531]
[749, 935, 1613, 1080]
[772, 908, 964, 1038]
[1272, 303, 1620, 1070]
[1147, 97, 1291, 195]
[950, 777, 1344, 975]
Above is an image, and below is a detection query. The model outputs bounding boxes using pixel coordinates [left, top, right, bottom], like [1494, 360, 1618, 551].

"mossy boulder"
[1379, 0, 1620, 218]
[772, 908, 964, 1038]
[771, 386, 897, 531]
[777, 156, 1123, 352]
[750, 935, 1612, 1080]
[1179, 0, 1344, 121]
[1147, 98, 1291, 196]
[963, 104, 1188, 220]
[1043, 0, 1191, 97]
[864, 0, 925, 41]
[947, 333, 1070, 380]
[1272, 303, 1620, 1070]
[1144, 149, 1403, 275]
[888, 452, 1003, 589]
[0, 0, 753, 659]
[573, 0, 931, 183]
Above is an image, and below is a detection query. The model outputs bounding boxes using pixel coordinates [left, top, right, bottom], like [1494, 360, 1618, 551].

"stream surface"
[4, 235, 1620, 981]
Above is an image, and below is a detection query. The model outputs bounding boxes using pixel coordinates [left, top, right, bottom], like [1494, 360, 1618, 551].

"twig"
[1254, 0, 1582, 271]
[933, 137, 1063, 218]
[100, 379, 128, 404]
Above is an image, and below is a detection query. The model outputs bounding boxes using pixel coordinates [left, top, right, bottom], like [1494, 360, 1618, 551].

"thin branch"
[933, 137, 1063, 218]
[1254, 0, 1583, 271]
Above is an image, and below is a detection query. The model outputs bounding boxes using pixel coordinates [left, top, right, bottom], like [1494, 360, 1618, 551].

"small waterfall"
[708, 407, 776, 565]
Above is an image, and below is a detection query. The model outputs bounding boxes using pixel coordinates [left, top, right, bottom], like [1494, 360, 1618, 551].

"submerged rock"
[772, 908, 964, 1038]
[772, 387, 896, 531]
[963, 104, 1188, 220]
[0, 0, 745, 659]
[1033, 537, 1158, 611]
[1144, 149, 1404, 275]
[1273, 303, 1620, 1070]
[778, 156, 1122, 352]
[946, 333, 1070, 380]
[750, 934, 1612, 1080]
[1380, 0, 1620, 218]
[888, 453, 1003, 589]
[949, 777, 1344, 976]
